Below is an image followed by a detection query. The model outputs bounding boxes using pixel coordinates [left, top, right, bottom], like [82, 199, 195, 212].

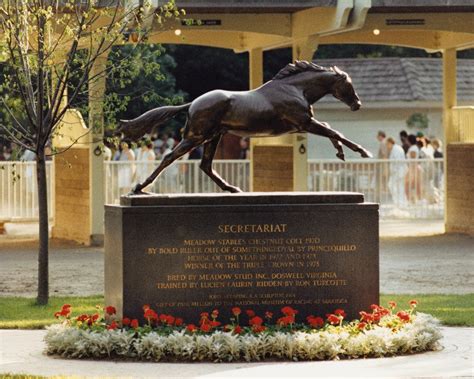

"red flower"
[281, 306, 297, 316]
[360, 311, 374, 323]
[388, 301, 397, 309]
[107, 321, 118, 330]
[357, 322, 367, 330]
[210, 320, 221, 328]
[234, 325, 243, 334]
[143, 304, 150, 311]
[252, 325, 266, 333]
[54, 312, 61, 318]
[370, 304, 380, 311]
[249, 316, 263, 326]
[334, 309, 346, 318]
[91, 314, 100, 322]
[62, 304, 71, 310]
[76, 314, 89, 322]
[245, 309, 255, 318]
[372, 312, 381, 322]
[211, 309, 219, 319]
[232, 307, 241, 316]
[265, 311, 273, 320]
[409, 299, 418, 307]
[186, 324, 197, 332]
[144, 308, 158, 321]
[200, 312, 209, 318]
[122, 317, 131, 326]
[130, 319, 139, 329]
[200, 323, 211, 332]
[277, 315, 294, 326]
[105, 306, 116, 315]
[397, 311, 410, 322]
[175, 318, 183, 327]
[159, 314, 174, 325]
[61, 309, 70, 317]
[307, 316, 324, 328]
[327, 314, 340, 325]
[378, 307, 390, 317]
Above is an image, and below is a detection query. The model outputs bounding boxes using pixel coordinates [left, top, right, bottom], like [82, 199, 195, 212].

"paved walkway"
[0, 328, 472, 377]
[1, 233, 473, 296]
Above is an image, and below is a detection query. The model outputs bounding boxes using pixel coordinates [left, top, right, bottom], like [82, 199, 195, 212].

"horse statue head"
[272, 61, 361, 111]
[330, 66, 361, 111]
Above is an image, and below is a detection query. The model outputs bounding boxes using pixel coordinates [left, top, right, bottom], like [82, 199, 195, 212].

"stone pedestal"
[105, 192, 379, 324]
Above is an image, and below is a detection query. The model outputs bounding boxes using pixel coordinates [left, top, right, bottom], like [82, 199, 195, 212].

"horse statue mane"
[272, 60, 336, 80]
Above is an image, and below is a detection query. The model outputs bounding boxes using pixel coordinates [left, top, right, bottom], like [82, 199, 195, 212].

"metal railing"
[308, 158, 444, 219]
[0, 161, 54, 221]
[104, 160, 251, 205]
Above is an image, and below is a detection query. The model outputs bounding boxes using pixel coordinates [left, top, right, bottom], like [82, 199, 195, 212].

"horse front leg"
[304, 118, 372, 158]
[200, 135, 243, 193]
[330, 138, 345, 161]
[130, 139, 198, 195]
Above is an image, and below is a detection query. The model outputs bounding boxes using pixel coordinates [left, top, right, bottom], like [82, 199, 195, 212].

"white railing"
[104, 160, 251, 205]
[0, 161, 54, 221]
[308, 158, 444, 219]
[0, 158, 444, 222]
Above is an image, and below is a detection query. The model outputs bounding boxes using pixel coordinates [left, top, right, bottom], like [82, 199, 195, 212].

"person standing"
[386, 137, 407, 208]
[377, 131, 388, 159]
[432, 138, 443, 158]
[375, 131, 388, 201]
[399, 130, 410, 154]
[136, 139, 156, 190]
[117, 141, 135, 195]
[405, 134, 422, 202]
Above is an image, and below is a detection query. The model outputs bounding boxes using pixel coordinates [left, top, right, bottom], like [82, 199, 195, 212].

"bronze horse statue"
[117, 60, 372, 194]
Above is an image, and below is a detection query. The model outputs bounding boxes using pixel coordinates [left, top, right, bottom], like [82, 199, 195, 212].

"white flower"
[44, 312, 443, 362]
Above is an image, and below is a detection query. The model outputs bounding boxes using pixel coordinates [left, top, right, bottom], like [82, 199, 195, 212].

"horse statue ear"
[332, 66, 347, 79]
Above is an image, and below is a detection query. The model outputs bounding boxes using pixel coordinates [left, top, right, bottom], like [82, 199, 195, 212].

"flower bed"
[45, 301, 442, 362]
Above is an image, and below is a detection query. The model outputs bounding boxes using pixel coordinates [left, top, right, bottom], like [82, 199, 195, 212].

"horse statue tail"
[116, 103, 191, 141]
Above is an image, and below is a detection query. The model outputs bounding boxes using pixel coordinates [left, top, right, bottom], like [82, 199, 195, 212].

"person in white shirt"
[136, 139, 156, 187]
[386, 137, 407, 208]
[405, 134, 422, 202]
[117, 141, 135, 194]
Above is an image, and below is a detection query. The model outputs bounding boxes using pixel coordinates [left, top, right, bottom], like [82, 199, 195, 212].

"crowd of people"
[104, 132, 204, 193]
[376, 130, 444, 208]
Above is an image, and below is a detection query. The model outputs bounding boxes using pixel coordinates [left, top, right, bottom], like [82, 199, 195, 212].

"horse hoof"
[129, 184, 151, 196]
[336, 153, 345, 161]
[226, 186, 243, 193]
[361, 150, 373, 158]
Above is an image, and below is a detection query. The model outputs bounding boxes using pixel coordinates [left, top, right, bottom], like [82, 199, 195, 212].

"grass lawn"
[0, 294, 472, 329]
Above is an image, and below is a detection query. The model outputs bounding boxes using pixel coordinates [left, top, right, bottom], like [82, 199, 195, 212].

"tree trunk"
[36, 148, 49, 305]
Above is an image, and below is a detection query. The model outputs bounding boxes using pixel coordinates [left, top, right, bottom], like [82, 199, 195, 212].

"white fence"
[0, 158, 444, 221]
[104, 160, 251, 205]
[308, 158, 444, 219]
[0, 161, 54, 221]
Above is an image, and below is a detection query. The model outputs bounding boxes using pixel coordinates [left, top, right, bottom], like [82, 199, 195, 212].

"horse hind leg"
[200, 135, 243, 193]
[131, 138, 199, 194]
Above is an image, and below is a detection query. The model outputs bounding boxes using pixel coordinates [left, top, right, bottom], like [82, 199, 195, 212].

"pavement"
[0, 327, 472, 378]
